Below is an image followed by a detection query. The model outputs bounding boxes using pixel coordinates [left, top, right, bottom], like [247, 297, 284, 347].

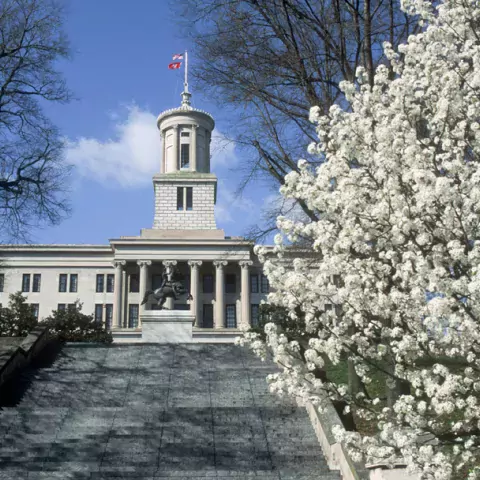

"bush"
[44, 300, 112, 344]
[0, 292, 38, 336]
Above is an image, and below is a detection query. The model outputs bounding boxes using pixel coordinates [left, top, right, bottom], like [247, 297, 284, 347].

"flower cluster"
[242, 0, 480, 477]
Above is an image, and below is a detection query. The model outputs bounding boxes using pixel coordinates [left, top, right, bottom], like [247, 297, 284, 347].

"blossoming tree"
[239, 0, 480, 477]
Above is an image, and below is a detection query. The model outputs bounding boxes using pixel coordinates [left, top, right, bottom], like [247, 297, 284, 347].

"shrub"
[0, 292, 38, 336]
[44, 300, 112, 344]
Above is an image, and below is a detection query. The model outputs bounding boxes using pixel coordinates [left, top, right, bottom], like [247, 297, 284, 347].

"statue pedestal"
[140, 310, 194, 343]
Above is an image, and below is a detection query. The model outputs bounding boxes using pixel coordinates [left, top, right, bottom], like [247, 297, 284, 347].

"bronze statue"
[141, 271, 192, 310]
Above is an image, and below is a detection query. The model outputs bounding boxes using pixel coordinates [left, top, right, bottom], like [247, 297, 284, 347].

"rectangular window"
[152, 274, 163, 290]
[181, 274, 191, 293]
[32, 274, 41, 293]
[181, 131, 190, 137]
[180, 143, 190, 169]
[57, 303, 66, 312]
[261, 274, 270, 293]
[67, 303, 76, 312]
[203, 274, 213, 294]
[226, 304, 237, 328]
[59, 274, 67, 293]
[106, 274, 114, 293]
[94, 304, 103, 324]
[69, 274, 78, 293]
[203, 304, 214, 328]
[250, 274, 259, 294]
[186, 187, 193, 210]
[333, 275, 342, 287]
[96, 274, 104, 293]
[177, 187, 184, 210]
[105, 304, 113, 329]
[31, 304, 39, 321]
[0, 273, 4, 292]
[22, 274, 30, 292]
[129, 274, 139, 293]
[225, 274, 236, 294]
[251, 304, 260, 327]
[128, 304, 139, 328]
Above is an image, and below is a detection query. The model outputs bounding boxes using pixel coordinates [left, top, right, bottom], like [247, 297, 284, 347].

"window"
[67, 303, 77, 312]
[177, 187, 184, 210]
[225, 274, 236, 294]
[69, 274, 78, 293]
[31, 304, 39, 321]
[96, 274, 104, 293]
[22, 274, 30, 292]
[32, 274, 41, 293]
[251, 304, 260, 327]
[59, 274, 67, 292]
[94, 304, 103, 324]
[105, 304, 113, 329]
[177, 186, 193, 211]
[180, 143, 190, 168]
[203, 274, 213, 294]
[57, 304, 66, 312]
[181, 131, 190, 137]
[226, 304, 237, 328]
[250, 274, 259, 294]
[107, 274, 114, 293]
[261, 274, 270, 293]
[129, 274, 139, 293]
[186, 187, 193, 210]
[0, 273, 4, 292]
[181, 274, 191, 293]
[333, 275, 342, 287]
[203, 304, 213, 328]
[128, 304, 139, 328]
[152, 274, 163, 290]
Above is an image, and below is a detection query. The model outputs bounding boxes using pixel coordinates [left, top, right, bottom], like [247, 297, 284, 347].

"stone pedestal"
[140, 310, 194, 343]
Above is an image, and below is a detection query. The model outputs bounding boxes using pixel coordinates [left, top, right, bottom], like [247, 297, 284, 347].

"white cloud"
[67, 105, 160, 188]
[67, 104, 238, 188]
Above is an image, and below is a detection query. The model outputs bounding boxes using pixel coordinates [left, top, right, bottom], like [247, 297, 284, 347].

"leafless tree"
[0, 0, 72, 241]
[174, 0, 416, 240]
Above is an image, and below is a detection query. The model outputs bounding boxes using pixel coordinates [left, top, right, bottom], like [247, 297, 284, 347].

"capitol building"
[0, 90, 269, 342]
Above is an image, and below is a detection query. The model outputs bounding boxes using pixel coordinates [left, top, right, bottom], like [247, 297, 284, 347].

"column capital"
[137, 260, 152, 267]
[172, 124, 179, 130]
[213, 260, 228, 269]
[191, 123, 199, 130]
[113, 260, 126, 269]
[188, 260, 203, 269]
[239, 260, 253, 269]
[162, 260, 178, 268]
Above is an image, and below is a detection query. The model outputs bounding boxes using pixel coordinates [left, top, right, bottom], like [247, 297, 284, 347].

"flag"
[168, 62, 182, 70]
[173, 54, 184, 60]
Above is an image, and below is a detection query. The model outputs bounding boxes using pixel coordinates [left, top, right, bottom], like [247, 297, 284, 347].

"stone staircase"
[0, 342, 341, 480]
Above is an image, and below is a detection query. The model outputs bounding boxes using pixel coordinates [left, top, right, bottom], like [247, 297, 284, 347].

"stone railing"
[0, 326, 50, 389]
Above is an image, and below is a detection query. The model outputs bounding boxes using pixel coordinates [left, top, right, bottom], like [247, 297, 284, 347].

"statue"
[141, 271, 192, 310]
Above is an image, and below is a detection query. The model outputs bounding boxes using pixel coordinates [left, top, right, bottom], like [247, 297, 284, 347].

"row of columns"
[112, 259, 254, 329]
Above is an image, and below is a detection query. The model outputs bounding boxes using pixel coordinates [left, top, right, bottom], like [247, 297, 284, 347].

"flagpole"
[184, 50, 188, 93]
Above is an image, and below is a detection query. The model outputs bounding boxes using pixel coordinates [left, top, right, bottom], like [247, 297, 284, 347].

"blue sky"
[31, 0, 277, 245]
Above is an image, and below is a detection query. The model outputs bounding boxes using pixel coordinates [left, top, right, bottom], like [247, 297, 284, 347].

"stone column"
[239, 261, 253, 328]
[171, 125, 179, 172]
[191, 124, 198, 172]
[161, 131, 166, 173]
[113, 260, 126, 328]
[162, 260, 177, 310]
[122, 269, 128, 328]
[213, 260, 227, 328]
[188, 260, 202, 326]
[137, 260, 152, 321]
